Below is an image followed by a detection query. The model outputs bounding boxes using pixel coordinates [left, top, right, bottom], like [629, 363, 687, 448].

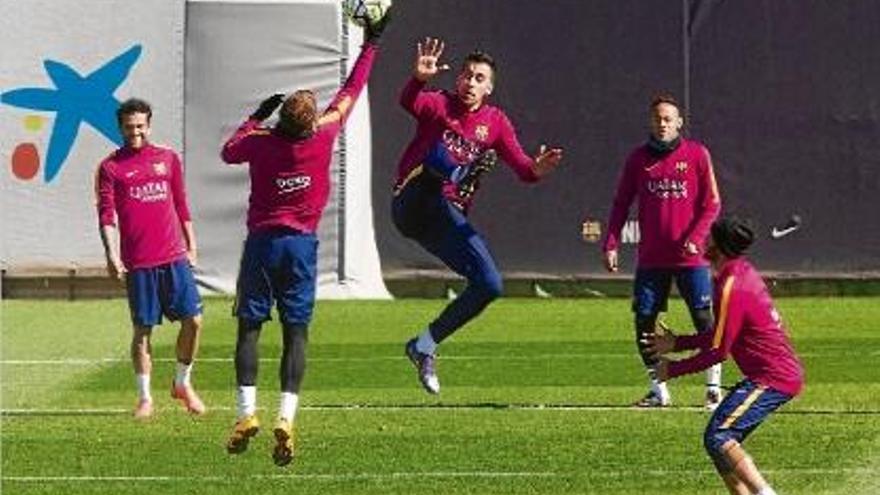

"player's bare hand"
[604, 249, 619, 272]
[682, 240, 700, 257]
[414, 37, 449, 82]
[644, 331, 676, 360]
[532, 144, 563, 177]
[106, 256, 127, 281]
[187, 248, 199, 267]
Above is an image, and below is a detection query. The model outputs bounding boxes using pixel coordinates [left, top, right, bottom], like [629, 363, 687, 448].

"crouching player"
[219, 12, 388, 466]
[647, 217, 804, 495]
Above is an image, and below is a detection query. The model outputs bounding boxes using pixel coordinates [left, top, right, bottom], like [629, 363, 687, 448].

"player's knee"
[703, 428, 737, 465]
[690, 307, 713, 334]
[237, 318, 262, 343]
[282, 322, 309, 345]
[182, 314, 202, 333]
[476, 273, 504, 301]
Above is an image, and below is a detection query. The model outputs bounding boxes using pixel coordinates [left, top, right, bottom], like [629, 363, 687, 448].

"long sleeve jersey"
[395, 78, 538, 209]
[96, 143, 191, 270]
[602, 139, 721, 268]
[221, 43, 378, 234]
[668, 257, 805, 396]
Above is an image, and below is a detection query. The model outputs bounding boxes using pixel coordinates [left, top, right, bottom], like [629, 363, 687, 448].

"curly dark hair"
[117, 98, 152, 124]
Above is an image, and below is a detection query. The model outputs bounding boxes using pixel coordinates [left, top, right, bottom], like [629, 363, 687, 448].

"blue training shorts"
[234, 229, 318, 325]
[703, 379, 792, 470]
[126, 258, 202, 327]
[632, 266, 712, 316]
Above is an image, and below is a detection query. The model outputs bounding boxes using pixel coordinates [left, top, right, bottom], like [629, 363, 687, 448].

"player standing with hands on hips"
[394, 37, 563, 395]
[646, 217, 804, 495]
[96, 98, 205, 420]
[602, 94, 722, 408]
[219, 10, 389, 466]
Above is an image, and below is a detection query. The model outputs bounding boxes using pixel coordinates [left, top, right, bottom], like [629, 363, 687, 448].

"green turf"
[2, 297, 878, 494]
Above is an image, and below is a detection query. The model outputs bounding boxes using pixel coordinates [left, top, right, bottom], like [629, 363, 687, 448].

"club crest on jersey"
[152, 162, 168, 176]
[475, 125, 489, 141]
[675, 161, 688, 173]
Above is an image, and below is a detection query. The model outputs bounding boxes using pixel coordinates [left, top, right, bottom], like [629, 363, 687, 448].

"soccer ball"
[342, 0, 392, 28]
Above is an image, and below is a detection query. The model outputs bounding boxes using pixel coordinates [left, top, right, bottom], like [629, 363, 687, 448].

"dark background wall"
[369, 0, 880, 276]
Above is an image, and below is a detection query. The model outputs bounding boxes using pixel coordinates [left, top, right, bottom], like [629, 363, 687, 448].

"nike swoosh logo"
[770, 226, 799, 239]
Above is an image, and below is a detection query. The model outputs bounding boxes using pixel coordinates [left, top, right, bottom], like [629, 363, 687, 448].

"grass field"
[2, 297, 878, 494]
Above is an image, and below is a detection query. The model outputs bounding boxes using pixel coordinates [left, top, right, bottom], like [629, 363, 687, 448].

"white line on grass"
[5, 405, 876, 415]
[0, 350, 846, 365]
[0, 405, 711, 415]
[3, 471, 557, 482]
[0, 354, 633, 365]
[3, 467, 874, 483]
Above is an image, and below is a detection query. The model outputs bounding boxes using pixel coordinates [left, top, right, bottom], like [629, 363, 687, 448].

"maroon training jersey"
[603, 139, 721, 268]
[221, 43, 377, 234]
[668, 257, 805, 396]
[394, 78, 538, 209]
[96, 143, 191, 270]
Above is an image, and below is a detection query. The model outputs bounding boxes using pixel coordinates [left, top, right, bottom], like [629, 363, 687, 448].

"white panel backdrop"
[0, 0, 184, 270]
[184, 0, 389, 298]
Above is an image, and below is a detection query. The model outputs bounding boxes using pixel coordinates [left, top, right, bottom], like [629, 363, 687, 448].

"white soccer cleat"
[405, 338, 440, 395]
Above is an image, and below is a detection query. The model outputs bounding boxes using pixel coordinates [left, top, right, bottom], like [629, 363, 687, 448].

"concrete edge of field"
[4, 267, 880, 299]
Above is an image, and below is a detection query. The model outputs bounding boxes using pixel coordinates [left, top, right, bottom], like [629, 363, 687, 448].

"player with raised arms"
[394, 37, 563, 394]
[646, 217, 804, 495]
[219, 8, 389, 466]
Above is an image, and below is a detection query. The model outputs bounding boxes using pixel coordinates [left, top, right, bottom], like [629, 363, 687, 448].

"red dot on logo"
[11, 142, 40, 180]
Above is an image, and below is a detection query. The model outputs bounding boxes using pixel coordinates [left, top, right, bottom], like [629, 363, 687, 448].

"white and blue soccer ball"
[342, 0, 392, 28]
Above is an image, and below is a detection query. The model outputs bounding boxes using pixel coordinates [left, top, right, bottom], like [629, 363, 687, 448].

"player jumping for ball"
[220, 11, 389, 465]
[393, 37, 563, 394]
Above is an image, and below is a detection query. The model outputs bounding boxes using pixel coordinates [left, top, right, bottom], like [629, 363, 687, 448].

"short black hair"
[117, 98, 152, 124]
[462, 50, 497, 83]
[650, 93, 682, 112]
[711, 216, 756, 258]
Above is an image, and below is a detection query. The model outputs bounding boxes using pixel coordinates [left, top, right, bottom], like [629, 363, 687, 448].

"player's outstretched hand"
[250, 93, 285, 121]
[644, 331, 676, 360]
[532, 144, 563, 177]
[414, 37, 449, 82]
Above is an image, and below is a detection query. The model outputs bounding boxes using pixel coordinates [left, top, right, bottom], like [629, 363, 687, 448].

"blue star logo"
[2, 44, 142, 183]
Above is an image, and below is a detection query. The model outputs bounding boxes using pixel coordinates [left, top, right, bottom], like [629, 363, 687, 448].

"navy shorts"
[632, 266, 712, 316]
[392, 170, 502, 291]
[126, 259, 202, 327]
[703, 379, 792, 468]
[234, 229, 318, 325]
